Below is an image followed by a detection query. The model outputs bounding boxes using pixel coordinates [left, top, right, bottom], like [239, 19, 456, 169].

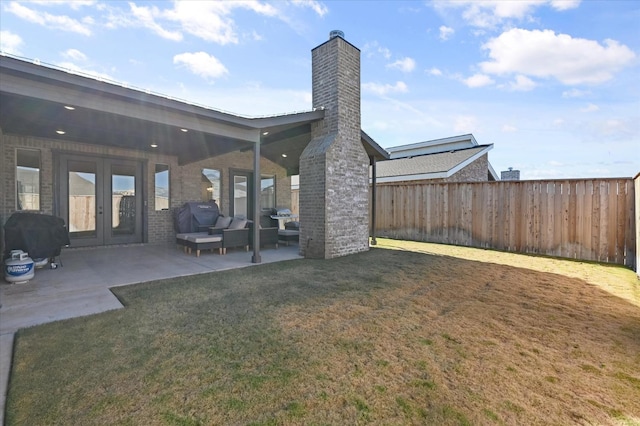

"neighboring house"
[376, 134, 498, 184]
[0, 32, 389, 261]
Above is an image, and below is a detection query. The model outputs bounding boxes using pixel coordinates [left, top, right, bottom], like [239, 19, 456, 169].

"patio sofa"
[173, 202, 249, 256]
[176, 215, 250, 257]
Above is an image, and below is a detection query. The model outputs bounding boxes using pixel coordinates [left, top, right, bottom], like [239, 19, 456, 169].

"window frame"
[154, 163, 170, 211]
[16, 148, 41, 211]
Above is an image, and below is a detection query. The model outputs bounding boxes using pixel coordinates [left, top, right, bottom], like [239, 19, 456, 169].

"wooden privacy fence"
[372, 179, 636, 268]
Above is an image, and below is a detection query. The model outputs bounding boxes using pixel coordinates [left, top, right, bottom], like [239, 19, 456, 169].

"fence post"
[634, 174, 639, 275]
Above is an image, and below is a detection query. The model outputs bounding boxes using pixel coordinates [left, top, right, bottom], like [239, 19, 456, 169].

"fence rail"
[371, 179, 636, 268]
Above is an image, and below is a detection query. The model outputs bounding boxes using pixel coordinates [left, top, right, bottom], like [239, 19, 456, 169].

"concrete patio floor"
[0, 242, 301, 424]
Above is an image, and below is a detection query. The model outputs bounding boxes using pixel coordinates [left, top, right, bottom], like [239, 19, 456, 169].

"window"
[202, 168, 221, 204]
[155, 164, 169, 210]
[261, 175, 275, 211]
[16, 149, 40, 211]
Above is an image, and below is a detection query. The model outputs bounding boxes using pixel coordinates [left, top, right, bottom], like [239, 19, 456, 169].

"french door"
[229, 170, 276, 227]
[230, 170, 252, 219]
[58, 154, 143, 247]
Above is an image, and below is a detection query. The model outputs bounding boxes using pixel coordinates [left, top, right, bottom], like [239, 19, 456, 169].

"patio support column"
[252, 136, 261, 263]
[370, 155, 377, 246]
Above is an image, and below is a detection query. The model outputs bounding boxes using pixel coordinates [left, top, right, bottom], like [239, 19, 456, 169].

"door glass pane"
[112, 165, 136, 236]
[261, 176, 275, 211]
[16, 149, 40, 211]
[202, 168, 221, 204]
[155, 164, 169, 211]
[234, 176, 248, 218]
[68, 161, 96, 237]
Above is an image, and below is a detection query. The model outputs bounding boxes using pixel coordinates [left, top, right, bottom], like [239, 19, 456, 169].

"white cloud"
[362, 81, 408, 96]
[0, 30, 23, 54]
[562, 88, 591, 98]
[6, 1, 93, 35]
[502, 124, 518, 132]
[291, 0, 328, 17]
[129, 3, 183, 41]
[173, 52, 228, 80]
[580, 103, 599, 112]
[387, 57, 416, 73]
[250, 30, 263, 41]
[509, 74, 536, 91]
[363, 41, 392, 59]
[433, 0, 581, 29]
[549, 0, 581, 11]
[121, 1, 283, 45]
[428, 67, 443, 76]
[439, 25, 454, 40]
[62, 48, 87, 62]
[27, 0, 96, 10]
[454, 115, 479, 133]
[480, 29, 636, 85]
[463, 73, 494, 88]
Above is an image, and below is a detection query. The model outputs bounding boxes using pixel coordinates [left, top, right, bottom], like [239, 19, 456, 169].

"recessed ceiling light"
[64, 105, 75, 110]
[281, 153, 287, 158]
[262, 131, 269, 136]
[150, 143, 158, 148]
[56, 130, 66, 135]
[180, 128, 188, 132]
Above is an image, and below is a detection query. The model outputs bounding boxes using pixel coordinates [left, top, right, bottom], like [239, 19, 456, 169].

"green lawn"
[6, 239, 640, 425]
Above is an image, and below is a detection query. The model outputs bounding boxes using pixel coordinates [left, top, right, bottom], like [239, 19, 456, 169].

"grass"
[6, 238, 640, 425]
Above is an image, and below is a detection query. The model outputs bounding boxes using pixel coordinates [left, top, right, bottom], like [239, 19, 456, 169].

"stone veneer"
[299, 34, 370, 259]
[0, 131, 290, 254]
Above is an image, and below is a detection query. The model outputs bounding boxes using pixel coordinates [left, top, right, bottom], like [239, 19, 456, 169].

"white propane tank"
[5, 256, 35, 284]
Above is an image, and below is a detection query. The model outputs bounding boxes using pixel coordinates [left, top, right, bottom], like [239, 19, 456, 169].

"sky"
[1, 0, 638, 180]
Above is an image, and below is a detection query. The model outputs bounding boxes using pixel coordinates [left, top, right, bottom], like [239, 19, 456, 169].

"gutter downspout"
[370, 155, 377, 246]
[252, 136, 261, 263]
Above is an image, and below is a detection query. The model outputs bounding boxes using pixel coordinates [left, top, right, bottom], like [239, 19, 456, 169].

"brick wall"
[378, 154, 491, 186]
[299, 35, 369, 259]
[0, 131, 289, 247]
[445, 154, 489, 182]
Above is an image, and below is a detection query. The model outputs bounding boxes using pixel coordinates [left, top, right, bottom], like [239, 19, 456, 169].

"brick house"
[0, 32, 388, 261]
[377, 134, 498, 184]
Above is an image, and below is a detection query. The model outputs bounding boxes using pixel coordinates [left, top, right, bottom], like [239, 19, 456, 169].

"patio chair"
[218, 217, 250, 254]
[247, 221, 279, 249]
[278, 221, 299, 245]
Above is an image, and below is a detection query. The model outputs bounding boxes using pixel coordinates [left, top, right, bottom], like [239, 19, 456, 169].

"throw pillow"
[214, 216, 232, 228]
[229, 218, 247, 230]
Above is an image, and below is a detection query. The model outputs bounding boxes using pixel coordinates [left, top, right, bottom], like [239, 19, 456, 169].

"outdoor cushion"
[214, 216, 232, 229]
[228, 218, 247, 230]
[175, 232, 194, 241]
[185, 234, 222, 244]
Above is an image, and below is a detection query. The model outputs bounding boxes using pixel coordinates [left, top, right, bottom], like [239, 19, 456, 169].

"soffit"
[0, 55, 385, 170]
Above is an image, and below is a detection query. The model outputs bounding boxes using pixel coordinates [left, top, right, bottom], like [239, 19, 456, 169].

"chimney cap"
[329, 30, 345, 39]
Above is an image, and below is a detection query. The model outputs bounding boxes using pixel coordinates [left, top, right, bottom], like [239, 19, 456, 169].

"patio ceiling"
[0, 55, 387, 171]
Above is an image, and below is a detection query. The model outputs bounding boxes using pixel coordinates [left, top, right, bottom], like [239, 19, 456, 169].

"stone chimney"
[299, 31, 370, 259]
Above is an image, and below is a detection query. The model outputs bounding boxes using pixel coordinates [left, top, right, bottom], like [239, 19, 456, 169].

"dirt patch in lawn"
[6, 240, 640, 425]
